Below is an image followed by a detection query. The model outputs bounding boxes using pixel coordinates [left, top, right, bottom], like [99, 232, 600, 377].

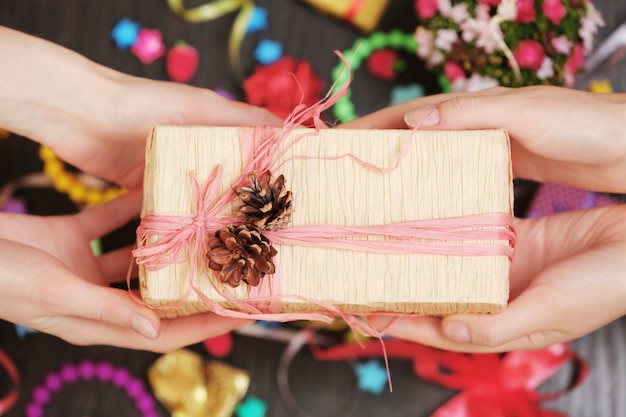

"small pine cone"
[207, 224, 278, 287]
[235, 170, 293, 231]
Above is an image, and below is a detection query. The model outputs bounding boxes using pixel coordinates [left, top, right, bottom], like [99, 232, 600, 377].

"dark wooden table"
[1, 1, 625, 416]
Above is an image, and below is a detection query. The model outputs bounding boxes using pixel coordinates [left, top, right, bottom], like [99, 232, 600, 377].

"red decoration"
[243, 56, 325, 121]
[166, 40, 199, 83]
[366, 49, 399, 81]
[309, 335, 587, 417]
[203, 332, 234, 358]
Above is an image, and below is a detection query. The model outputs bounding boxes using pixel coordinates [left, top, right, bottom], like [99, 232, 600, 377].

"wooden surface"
[1, 1, 625, 416]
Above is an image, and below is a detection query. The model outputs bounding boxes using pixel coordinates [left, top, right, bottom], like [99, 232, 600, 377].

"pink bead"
[125, 379, 144, 397]
[25, 403, 43, 417]
[44, 374, 62, 391]
[135, 393, 155, 411]
[96, 362, 114, 380]
[112, 368, 131, 387]
[60, 364, 78, 382]
[78, 361, 96, 378]
[32, 386, 51, 404]
[130, 29, 165, 64]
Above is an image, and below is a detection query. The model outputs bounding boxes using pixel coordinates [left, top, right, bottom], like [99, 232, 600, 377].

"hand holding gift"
[345, 86, 626, 352]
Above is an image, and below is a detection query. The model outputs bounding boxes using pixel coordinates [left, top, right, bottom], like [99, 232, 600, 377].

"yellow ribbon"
[166, 0, 255, 83]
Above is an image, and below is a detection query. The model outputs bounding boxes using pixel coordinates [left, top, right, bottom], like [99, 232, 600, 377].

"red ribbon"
[309, 335, 587, 417]
[0, 348, 19, 415]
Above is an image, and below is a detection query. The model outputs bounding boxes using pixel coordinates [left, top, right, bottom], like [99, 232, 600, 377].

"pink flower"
[512, 40, 545, 70]
[515, 0, 536, 23]
[565, 43, 585, 74]
[444, 61, 465, 82]
[551, 35, 573, 54]
[477, 0, 501, 6]
[415, 0, 438, 19]
[130, 29, 165, 64]
[542, 0, 567, 25]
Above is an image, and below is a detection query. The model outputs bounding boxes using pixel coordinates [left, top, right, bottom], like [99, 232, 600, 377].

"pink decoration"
[542, 0, 567, 25]
[565, 43, 585, 74]
[477, 0, 501, 6]
[527, 183, 618, 218]
[414, 0, 438, 19]
[443, 61, 465, 82]
[130, 29, 165, 64]
[516, 0, 536, 23]
[512, 40, 545, 70]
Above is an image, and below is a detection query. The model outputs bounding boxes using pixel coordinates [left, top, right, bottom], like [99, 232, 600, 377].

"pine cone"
[235, 170, 293, 231]
[207, 224, 278, 287]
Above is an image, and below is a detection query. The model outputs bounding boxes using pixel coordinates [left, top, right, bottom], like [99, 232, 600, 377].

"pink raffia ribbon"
[132, 51, 516, 330]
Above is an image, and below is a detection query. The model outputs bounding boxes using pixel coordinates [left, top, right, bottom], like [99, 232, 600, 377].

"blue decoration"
[388, 83, 425, 106]
[15, 324, 37, 339]
[253, 38, 283, 65]
[355, 359, 388, 395]
[110, 18, 141, 50]
[246, 7, 268, 34]
[235, 396, 267, 417]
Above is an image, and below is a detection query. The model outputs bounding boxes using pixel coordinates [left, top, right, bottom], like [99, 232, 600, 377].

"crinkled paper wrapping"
[138, 127, 513, 318]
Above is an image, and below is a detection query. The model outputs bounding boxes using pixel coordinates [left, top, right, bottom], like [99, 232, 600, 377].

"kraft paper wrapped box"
[136, 126, 514, 320]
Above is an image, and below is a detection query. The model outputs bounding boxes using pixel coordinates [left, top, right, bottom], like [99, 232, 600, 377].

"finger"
[45, 311, 250, 353]
[75, 188, 142, 240]
[97, 246, 134, 284]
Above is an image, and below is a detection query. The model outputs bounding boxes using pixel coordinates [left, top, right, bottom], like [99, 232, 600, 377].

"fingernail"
[443, 321, 471, 343]
[404, 107, 439, 128]
[132, 314, 159, 340]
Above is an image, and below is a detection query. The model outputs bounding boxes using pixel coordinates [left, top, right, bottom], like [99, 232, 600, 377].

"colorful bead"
[253, 38, 283, 65]
[130, 29, 166, 64]
[110, 18, 141, 50]
[246, 6, 268, 34]
[39, 146, 125, 207]
[25, 360, 158, 417]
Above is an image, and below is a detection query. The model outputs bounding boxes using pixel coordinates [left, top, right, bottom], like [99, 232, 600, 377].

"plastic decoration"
[246, 6, 268, 34]
[354, 359, 389, 395]
[243, 56, 325, 121]
[203, 332, 234, 358]
[366, 49, 402, 81]
[166, 40, 200, 83]
[234, 396, 267, 417]
[131, 28, 166, 64]
[414, 0, 605, 90]
[388, 83, 425, 105]
[330, 30, 452, 123]
[253, 38, 283, 65]
[24, 361, 158, 417]
[110, 18, 141, 50]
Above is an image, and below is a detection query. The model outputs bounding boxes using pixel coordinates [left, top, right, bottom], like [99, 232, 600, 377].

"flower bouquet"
[414, 0, 604, 91]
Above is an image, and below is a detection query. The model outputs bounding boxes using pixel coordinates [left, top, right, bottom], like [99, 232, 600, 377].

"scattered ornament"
[366, 49, 403, 81]
[0, 127, 10, 140]
[203, 332, 234, 358]
[246, 7, 268, 34]
[355, 359, 388, 395]
[215, 87, 237, 100]
[14, 324, 37, 339]
[165, 39, 199, 83]
[235, 396, 267, 417]
[253, 38, 283, 65]
[388, 83, 425, 106]
[244, 56, 324, 121]
[130, 28, 166, 64]
[2, 197, 26, 214]
[110, 18, 141, 50]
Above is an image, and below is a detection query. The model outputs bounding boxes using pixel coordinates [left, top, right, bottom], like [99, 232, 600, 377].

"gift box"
[301, 0, 391, 33]
[136, 126, 514, 320]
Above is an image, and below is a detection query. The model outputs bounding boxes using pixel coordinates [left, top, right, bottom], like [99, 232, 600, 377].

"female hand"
[343, 85, 626, 351]
[0, 26, 281, 190]
[0, 191, 249, 352]
[343, 86, 626, 194]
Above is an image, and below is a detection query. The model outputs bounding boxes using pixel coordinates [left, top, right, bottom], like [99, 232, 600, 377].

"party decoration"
[2, 197, 26, 214]
[131, 28, 166, 64]
[0, 128, 10, 140]
[355, 359, 388, 395]
[39, 146, 125, 207]
[234, 396, 267, 417]
[14, 324, 37, 339]
[110, 18, 141, 50]
[148, 349, 249, 417]
[414, 0, 605, 90]
[203, 332, 234, 358]
[301, 0, 392, 33]
[366, 49, 402, 81]
[330, 30, 452, 123]
[135, 125, 514, 320]
[526, 183, 620, 218]
[310, 336, 588, 415]
[388, 83, 425, 105]
[166, 40, 199, 83]
[246, 6, 268, 34]
[243, 56, 325, 120]
[0, 349, 19, 415]
[253, 38, 283, 65]
[24, 360, 158, 417]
